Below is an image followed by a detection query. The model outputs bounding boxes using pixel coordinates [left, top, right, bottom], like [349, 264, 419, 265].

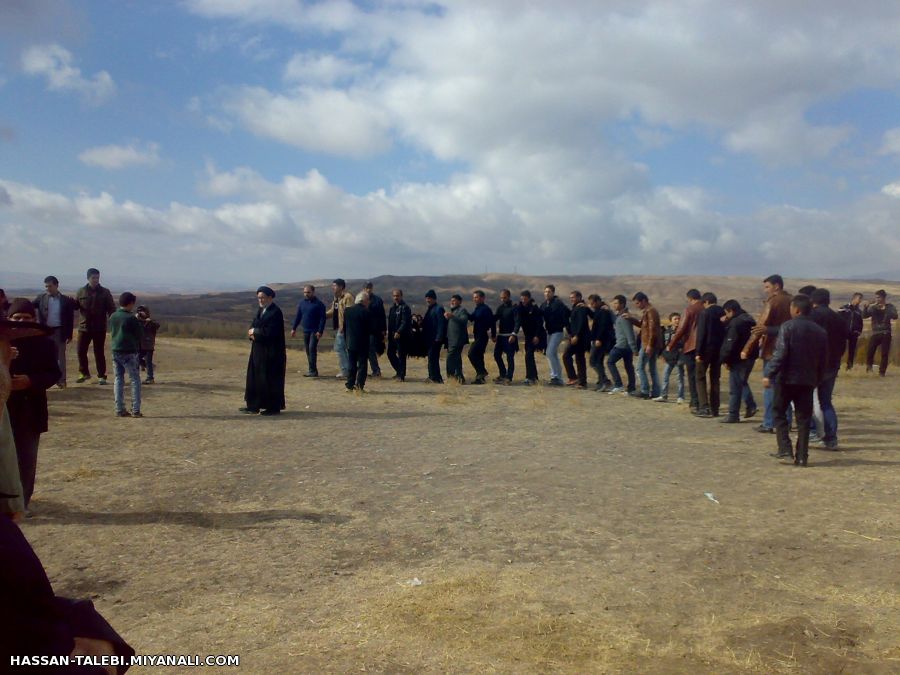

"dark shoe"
[523, 378, 534, 386]
[143, 378, 155, 384]
[76, 373, 89, 383]
[770, 450, 792, 458]
[744, 405, 758, 419]
[628, 391, 649, 399]
[756, 424, 774, 433]
[719, 416, 740, 423]
[239, 407, 260, 414]
[472, 377, 486, 385]
[821, 440, 839, 450]
[371, 371, 382, 378]
[547, 378, 563, 386]
[692, 407, 712, 417]
[494, 376, 507, 384]
[303, 371, 319, 377]
[259, 408, 281, 416]
[116, 410, 131, 418]
[391, 374, 402, 380]
[131, 411, 143, 418]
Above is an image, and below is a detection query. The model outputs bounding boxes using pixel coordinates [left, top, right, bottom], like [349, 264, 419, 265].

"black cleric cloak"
[245, 303, 286, 411]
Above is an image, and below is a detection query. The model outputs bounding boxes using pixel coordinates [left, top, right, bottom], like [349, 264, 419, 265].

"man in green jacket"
[444, 295, 470, 384]
[75, 268, 116, 384]
[108, 292, 143, 418]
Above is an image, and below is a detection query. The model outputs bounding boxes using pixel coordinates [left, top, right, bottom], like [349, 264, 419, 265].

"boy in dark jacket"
[693, 293, 726, 417]
[656, 313, 685, 402]
[719, 300, 758, 423]
[588, 295, 615, 391]
[517, 291, 546, 385]
[135, 305, 160, 384]
[108, 293, 143, 418]
[562, 291, 590, 388]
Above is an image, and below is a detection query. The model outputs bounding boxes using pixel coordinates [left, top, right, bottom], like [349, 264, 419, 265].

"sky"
[2, 0, 900, 290]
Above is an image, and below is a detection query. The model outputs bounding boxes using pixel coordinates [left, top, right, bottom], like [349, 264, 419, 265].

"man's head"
[701, 292, 718, 307]
[355, 291, 370, 306]
[500, 289, 511, 303]
[569, 290, 583, 306]
[544, 284, 555, 301]
[763, 274, 784, 297]
[303, 285, 315, 299]
[520, 290, 532, 305]
[686, 288, 701, 303]
[850, 292, 863, 306]
[136, 305, 149, 320]
[791, 295, 812, 317]
[722, 299, 742, 320]
[473, 290, 485, 305]
[449, 294, 462, 309]
[87, 268, 100, 288]
[810, 288, 830, 307]
[256, 286, 275, 307]
[612, 295, 627, 313]
[425, 289, 437, 306]
[118, 292, 137, 311]
[669, 312, 681, 328]
[588, 294, 602, 310]
[798, 285, 817, 297]
[44, 276, 60, 295]
[875, 289, 887, 304]
[332, 278, 346, 297]
[9, 298, 36, 321]
[632, 291, 649, 310]
[391, 288, 403, 304]
[364, 282, 375, 295]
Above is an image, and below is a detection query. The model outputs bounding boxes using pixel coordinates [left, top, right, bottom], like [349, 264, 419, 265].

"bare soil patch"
[21, 337, 900, 673]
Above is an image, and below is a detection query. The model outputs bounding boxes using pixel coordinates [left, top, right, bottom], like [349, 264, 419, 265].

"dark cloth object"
[696, 359, 721, 414]
[494, 338, 517, 379]
[108, 309, 143, 353]
[388, 301, 412, 339]
[446, 344, 465, 381]
[468, 334, 489, 378]
[523, 340, 540, 381]
[766, 316, 827, 387]
[518, 301, 547, 350]
[368, 293, 387, 334]
[407, 315, 428, 358]
[13, 427, 39, 507]
[607, 346, 635, 390]
[292, 297, 327, 333]
[387, 336, 407, 379]
[343, 304, 375, 352]
[680, 351, 699, 408]
[34, 293, 77, 341]
[257, 285, 275, 297]
[838, 303, 864, 337]
[661, 325, 683, 366]
[589, 307, 615, 348]
[77, 330, 107, 378]
[0, 516, 135, 673]
[563, 342, 587, 385]
[138, 318, 159, 351]
[695, 305, 726, 363]
[845, 334, 859, 368]
[866, 333, 892, 375]
[9, 298, 35, 317]
[811, 305, 849, 371]
[368, 334, 383, 372]
[9, 335, 61, 435]
[863, 302, 898, 335]
[469, 304, 495, 339]
[774, 383, 814, 463]
[245, 303, 286, 411]
[541, 296, 570, 335]
[424, 289, 437, 299]
[426, 341, 443, 382]
[347, 346, 369, 390]
[302, 331, 320, 373]
[446, 306, 470, 349]
[727, 358, 756, 418]
[422, 303, 447, 344]
[590, 344, 611, 385]
[566, 303, 591, 353]
[719, 311, 756, 366]
[75, 284, 115, 332]
[494, 301, 519, 335]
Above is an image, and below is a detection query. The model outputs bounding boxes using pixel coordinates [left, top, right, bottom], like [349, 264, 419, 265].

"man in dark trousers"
[693, 292, 726, 417]
[563, 290, 590, 388]
[364, 282, 387, 377]
[242, 286, 286, 416]
[343, 292, 374, 392]
[666, 289, 703, 410]
[7, 299, 61, 508]
[719, 299, 757, 423]
[588, 295, 614, 391]
[422, 290, 446, 383]
[810, 288, 849, 449]
[33, 275, 76, 388]
[838, 292, 864, 370]
[444, 295, 470, 383]
[467, 290, 494, 384]
[763, 295, 827, 466]
[387, 289, 412, 381]
[862, 290, 897, 376]
[492, 289, 519, 384]
[517, 290, 546, 385]
[290, 285, 326, 377]
[75, 268, 116, 385]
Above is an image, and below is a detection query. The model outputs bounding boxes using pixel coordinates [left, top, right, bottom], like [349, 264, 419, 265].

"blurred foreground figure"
[241, 286, 286, 416]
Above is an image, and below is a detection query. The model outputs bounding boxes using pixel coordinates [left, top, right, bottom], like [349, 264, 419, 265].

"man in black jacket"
[387, 289, 412, 382]
[33, 275, 76, 388]
[492, 289, 519, 384]
[422, 290, 446, 383]
[517, 291, 546, 385]
[363, 282, 386, 377]
[862, 290, 898, 376]
[693, 293, 726, 417]
[541, 285, 570, 386]
[810, 288, 849, 449]
[7, 299, 61, 507]
[763, 295, 827, 466]
[719, 300, 757, 423]
[343, 292, 374, 392]
[562, 291, 590, 388]
[588, 295, 614, 391]
[468, 291, 494, 384]
[838, 293, 864, 370]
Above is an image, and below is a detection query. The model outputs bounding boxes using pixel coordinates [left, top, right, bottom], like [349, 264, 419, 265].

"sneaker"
[238, 407, 260, 414]
[97, 377, 108, 385]
[494, 376, 507, 384]
[676, 397, 685, 404]
[371, 372, 382, 378]
[303, 372, 319, 378]
[116, 410, 131, 417]
[628, 391, 649, 399]
[608, 386, 624, 394]
[131, 411, 143, 418]
[756, 424, 774, 433]
[652, 395, 667, 402]
[143, 378, 155, 384]
[719, 416, 740, 423]
[547, 378, 563, 386]
[259, 408, 281, 415]
[744, 405, 758, 418]
[76, 374, 89, 383]
[336, 372, 348, 379]
[524, 379, 534, 386]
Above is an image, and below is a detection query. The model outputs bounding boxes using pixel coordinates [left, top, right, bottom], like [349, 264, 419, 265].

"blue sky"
[2, 0, 900, 290]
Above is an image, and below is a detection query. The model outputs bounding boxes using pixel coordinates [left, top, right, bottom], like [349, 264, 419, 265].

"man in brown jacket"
[742, 274, 793, 432]
[666, 289, 703, 410]
[631, 292, 662, 398]
[325, 278, 355, 378]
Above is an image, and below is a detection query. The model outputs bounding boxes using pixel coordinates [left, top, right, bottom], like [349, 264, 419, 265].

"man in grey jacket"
[444, 295, 470, 384]
[607, 295, 638, 395]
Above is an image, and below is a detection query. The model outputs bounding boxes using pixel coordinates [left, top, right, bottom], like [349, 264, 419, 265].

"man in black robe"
[344, 292, 374, 392]
[242, 286, 286, 416]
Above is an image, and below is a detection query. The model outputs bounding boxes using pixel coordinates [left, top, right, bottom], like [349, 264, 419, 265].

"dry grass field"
[20, 337, 900, 673]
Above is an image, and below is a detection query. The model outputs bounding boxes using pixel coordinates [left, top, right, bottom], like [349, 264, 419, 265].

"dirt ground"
[21, 337, 900, 673]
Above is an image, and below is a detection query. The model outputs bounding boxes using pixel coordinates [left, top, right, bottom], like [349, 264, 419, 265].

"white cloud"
[879, 128, 900, 156]
[881, 182, 900, 198]
[21, 43, 115, 105]
[78, 142, 161, 169]
[283, 53, 368, 85]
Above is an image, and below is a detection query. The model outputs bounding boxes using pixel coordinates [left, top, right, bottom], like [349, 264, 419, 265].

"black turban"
[257, 286, 275, 298]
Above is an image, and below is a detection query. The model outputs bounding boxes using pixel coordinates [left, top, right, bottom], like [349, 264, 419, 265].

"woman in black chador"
[242, 286, 286, 416]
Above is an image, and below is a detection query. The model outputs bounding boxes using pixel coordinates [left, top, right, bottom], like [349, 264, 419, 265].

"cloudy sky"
[2, 0, 900, 289]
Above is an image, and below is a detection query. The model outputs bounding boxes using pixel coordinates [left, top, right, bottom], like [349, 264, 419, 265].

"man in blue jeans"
[718, 300, 758, 423]
[630, 292, 662, 399]
[607, 295, 638, 394]
[290, 285, 326, 377]
[541, 285, 570, 386]
[108, 292, 143, 418]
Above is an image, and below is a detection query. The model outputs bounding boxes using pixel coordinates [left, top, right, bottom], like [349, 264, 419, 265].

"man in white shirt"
[33, 276, 76, 388]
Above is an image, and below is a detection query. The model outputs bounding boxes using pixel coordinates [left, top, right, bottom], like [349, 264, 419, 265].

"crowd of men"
[246, 276, 896, 468]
